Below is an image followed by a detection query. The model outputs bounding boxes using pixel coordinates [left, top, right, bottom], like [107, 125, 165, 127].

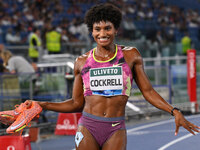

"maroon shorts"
[78, 111, 126, 147]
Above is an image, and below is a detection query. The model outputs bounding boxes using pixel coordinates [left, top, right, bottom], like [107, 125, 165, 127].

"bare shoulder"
[74, 51, 90, 73]
[121, 45, 142, 64]
[75, 51, 90, 63]
[121, 45, 140, 55]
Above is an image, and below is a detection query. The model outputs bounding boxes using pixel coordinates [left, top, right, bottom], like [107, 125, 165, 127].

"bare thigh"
[102, 129, 127, 150]
[75, 125, 100, 150]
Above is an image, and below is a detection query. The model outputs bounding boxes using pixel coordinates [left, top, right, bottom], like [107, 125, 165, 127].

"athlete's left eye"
[105, 26, 111, 30]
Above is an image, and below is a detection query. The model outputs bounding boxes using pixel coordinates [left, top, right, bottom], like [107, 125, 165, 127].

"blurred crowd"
[0, 0, 199, 50]
[0, 0, 93, 47]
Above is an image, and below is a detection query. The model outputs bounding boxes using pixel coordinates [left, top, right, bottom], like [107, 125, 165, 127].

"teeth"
[99, 38, 108, 41]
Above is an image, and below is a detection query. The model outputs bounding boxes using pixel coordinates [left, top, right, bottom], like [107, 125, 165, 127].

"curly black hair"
[84, 3, 122, 32]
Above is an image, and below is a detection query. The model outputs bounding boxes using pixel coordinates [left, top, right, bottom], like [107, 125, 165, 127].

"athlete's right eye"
[94, 27, 100, 31]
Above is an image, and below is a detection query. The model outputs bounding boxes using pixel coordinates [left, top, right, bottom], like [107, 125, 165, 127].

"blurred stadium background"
[0, 0, 200, 147]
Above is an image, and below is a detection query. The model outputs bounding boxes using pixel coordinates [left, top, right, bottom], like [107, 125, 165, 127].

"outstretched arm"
[25, 57, 85, 113]
[131, 48, 200, 135]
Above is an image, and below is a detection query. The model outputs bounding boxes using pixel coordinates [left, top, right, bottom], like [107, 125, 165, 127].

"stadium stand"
[0, 0, 199, 54]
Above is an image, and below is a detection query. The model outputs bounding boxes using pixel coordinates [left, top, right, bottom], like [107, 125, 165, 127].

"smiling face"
[92, 21, 117, 47]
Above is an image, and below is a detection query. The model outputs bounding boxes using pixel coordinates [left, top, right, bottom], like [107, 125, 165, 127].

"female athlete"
[25, 3, 200, 150]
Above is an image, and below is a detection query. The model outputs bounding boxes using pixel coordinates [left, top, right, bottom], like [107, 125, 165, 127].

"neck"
[96, 44, 115, 58]
[93, 45, 118, 63]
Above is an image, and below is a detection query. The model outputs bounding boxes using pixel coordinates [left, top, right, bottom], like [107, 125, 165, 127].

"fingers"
[176, 123, 195, 136]
[175, 125, 179, 136]
[189, 126, 199, 133]
[189, 122, 200, 129]
[24, 100, 33, 108]
[187, 122, 200, 133]
[184, 124, 195, 135]
[175, 120, 200, 136]
[181, 121, 200, 135]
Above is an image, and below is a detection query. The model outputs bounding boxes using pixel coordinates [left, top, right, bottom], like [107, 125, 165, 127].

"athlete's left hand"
[174, 111, 200, 135]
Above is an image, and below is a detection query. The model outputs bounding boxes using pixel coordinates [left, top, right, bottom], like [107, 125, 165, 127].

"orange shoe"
[0, 103, 28, 125]
[6, 101, 42, 133]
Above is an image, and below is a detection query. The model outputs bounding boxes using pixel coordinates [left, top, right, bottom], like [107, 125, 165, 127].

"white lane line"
[127, 114, 200, 150]
[127, 114, 200, 134]
[127, 119, 174, 134]
[128, 129, 189, 135]
[157, 133, 193, 150]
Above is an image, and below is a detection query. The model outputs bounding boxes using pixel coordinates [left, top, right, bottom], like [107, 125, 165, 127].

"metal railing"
[6, 42, 91, 61]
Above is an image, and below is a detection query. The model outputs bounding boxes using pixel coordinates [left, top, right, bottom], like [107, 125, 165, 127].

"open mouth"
[98, 37, 109, 42]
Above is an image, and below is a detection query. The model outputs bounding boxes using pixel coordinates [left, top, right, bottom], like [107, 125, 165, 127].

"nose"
[99, 30, 107, 37]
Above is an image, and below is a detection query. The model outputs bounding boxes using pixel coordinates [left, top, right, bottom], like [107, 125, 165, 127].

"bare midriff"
[83, 95, 128, 118]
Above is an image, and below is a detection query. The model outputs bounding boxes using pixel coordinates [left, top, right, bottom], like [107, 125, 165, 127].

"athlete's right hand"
[25, 100, 43, 109]
[24, 100, 33, 108]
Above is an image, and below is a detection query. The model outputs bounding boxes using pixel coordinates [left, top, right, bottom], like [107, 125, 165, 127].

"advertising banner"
[187, 49, 198, 113]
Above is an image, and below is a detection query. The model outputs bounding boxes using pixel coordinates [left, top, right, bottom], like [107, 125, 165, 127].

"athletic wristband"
[171, 107, 180, 116]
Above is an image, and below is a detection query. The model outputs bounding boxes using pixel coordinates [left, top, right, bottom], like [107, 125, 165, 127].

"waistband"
[82, 111, 125, 122]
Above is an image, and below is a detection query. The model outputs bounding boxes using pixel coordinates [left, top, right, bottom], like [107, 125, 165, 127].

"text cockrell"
[90, 66, 123, 91]
[90, 78, 122, 87]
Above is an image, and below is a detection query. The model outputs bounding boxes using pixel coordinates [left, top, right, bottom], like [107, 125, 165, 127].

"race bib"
[89, 67, 123, 96]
